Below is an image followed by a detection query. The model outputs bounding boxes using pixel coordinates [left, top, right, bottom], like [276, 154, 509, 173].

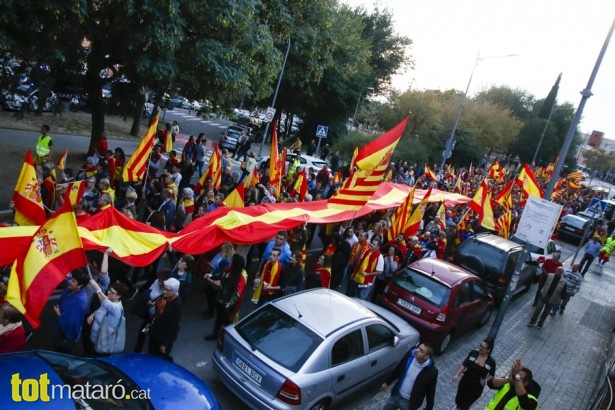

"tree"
[475, 86, 535, 121]
[538, 73, 561, 119]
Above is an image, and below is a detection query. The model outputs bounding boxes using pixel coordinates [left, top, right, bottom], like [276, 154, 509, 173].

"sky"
[343, 0, 615, 142]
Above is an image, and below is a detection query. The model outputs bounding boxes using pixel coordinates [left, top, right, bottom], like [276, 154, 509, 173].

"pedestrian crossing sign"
[316, 125, 328, 138]
[587, 198, 605, 215]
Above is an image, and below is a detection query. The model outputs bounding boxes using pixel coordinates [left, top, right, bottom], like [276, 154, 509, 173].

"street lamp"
[439, 52, 518, 171]
[258, 37, 291, 157]
[351, 86, 374, 131]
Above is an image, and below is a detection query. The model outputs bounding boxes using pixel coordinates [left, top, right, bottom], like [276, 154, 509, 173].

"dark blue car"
[0, 350, 219, 409]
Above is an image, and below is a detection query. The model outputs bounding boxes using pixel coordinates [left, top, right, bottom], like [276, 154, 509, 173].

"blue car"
[0, 350, 219, 409]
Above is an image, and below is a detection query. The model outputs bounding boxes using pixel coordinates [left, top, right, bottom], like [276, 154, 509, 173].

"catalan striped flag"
[495, 180, 513, 213]
[389, 185, 415, 241]
[56, 150, 68, 170]
[6, 201, 88, 328]
[495, 210, 512, 239]
[348, 144, 359, 179]
[328, 117, 408, 210]
[123, 113, 160, 182]
[12, 150, 46, 226]
[403, 186, 432, 237]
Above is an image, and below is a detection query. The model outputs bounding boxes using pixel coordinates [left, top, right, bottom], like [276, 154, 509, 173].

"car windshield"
[36, 351, 146, 409]
[510, 236, 543, 254]
[235, 305, 323, 372]
[392, 269, 451, 308]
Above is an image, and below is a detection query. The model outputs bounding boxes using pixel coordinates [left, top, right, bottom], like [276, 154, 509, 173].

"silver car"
[212, 288, 419, 410]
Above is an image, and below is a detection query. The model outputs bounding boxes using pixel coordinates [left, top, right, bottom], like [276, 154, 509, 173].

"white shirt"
[399, 357, 430, 400]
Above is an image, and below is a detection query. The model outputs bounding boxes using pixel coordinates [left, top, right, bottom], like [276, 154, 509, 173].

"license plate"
[396, 298, 422, 315]
[234, 354, 263, 384]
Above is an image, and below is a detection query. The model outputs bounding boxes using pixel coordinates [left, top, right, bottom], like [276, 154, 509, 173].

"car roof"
[271, 288, 378, 337]
[409, 258, 476, 286]
[468, 233, 524, 253]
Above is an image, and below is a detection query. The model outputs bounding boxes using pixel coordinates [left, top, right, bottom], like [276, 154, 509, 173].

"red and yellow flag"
[196, 142, 221, 193]
[65, 180, 86, 206]
[495, 210, 512, 239]
[424, 164, 437, 182]
[6, 201, 88, 328]
[470, 180, 495, 231]
[348, 144, 359, 179]
[454, 176, 463, 194]
[389, 185, 415, 241]
[290, 168, 308, 201]
[56, 150, 68, 170]
[12, 150, 46, 226]
[328, 117, 408, 210]
[516, 163, 543, 198]
[489, 161, 505, 184]
[403, 186, 432, 237]
[332, 171, 343, 185]
[164, 130, 173, 153]
[123, 113, 160, 182]
[225, 184, 245, 208]
[244, 166, 260, 189]
[269, 122, 281, 193]
[495, 180, 513, 213]
[436, 202, 446, 232]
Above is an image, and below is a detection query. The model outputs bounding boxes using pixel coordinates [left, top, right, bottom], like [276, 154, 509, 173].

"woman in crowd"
[0, 302, 26, 353]
[87, 280, 129, 355]
[148, 278, 182, 360]
[452, 337, 496, 410]
[280, 251, 305, 295]
[204, 254, 247, 341]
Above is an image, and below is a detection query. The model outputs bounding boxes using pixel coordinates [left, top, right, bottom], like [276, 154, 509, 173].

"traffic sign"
[586, 198, 606, 215]
[316, 125, 328, 138]
[264, 107, 276, 122]
[442, 149, 452, 159]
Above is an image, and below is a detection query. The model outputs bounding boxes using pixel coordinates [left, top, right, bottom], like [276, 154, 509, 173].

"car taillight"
[537, 256, 545, 264]
[436, 304, 448, 322]
[277, 380, 301, 405]
[576, 228, 584, 234]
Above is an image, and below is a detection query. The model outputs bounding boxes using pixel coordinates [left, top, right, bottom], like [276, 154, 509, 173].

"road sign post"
[315, 125, 328, 156]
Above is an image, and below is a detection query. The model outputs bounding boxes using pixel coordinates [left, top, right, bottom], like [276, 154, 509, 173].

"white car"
[258, 154, 328, 174]
[212, 288, 419, 410]
[510, 234, 560, 279]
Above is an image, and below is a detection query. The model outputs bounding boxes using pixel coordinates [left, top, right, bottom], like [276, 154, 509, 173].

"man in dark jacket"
[380, 343, 438, 410]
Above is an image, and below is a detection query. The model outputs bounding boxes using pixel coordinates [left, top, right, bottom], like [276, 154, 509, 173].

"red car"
[379, 258, 493, 354]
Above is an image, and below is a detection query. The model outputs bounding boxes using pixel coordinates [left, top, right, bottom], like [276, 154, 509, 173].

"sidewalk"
[352, 254, 615, 410]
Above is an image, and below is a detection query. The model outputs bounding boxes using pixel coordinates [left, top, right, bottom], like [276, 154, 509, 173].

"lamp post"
[351, 86, 374, 131]
[258, 37, 291, 157]
[439, 53, 518, 172]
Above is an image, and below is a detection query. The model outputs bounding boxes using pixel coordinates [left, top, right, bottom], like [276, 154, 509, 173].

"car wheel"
[308, 399, 330, 410]
[437, 333, 452, 354]
[477, 308, 492, 327]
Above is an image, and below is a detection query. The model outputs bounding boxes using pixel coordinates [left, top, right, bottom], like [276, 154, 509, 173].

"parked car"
[212, 288, 420, 410]
[220, 124, 249, 151]
[258, 154, 328, 175]
[452, 233, 535, 305]
[2, 84, 58, 111]
[556, 214, 594, 245]
[510, 234, 560, 280]
[379, 258, 493, 354]
[0, 350, 220, 409]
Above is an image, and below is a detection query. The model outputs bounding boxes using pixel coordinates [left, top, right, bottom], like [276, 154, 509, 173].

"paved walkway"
[353, 254, 615, 410]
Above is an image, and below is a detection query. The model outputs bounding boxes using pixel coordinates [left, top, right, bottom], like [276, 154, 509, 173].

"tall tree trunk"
[130, 86, 146, 136]
[84, 69, 105, 155]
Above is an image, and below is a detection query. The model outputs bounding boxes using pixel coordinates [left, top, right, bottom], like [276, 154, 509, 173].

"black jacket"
[386, 349, 438, 410]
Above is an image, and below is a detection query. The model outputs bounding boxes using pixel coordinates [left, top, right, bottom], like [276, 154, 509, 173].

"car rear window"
[236, 305, 323, 372]
[459, 240, 508, 271]
[392, 269, 451, 308]
[563, 216, 586, 229]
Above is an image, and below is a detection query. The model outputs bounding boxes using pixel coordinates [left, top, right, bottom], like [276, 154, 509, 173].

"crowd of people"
[5, 124, 615, 409]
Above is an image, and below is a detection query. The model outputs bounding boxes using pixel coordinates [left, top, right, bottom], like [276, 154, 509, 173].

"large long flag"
[269, 122, 281, 194]
[403, 186, 432, 237]
[516, 163, 543, 198]
[389, 185, 415, 240]
[328, 117, 409, 209]
[12, 150, 46, 226]
[196, 142, 222, 193]
[6, 201, 88, 328]
[122, 113, 160, 182]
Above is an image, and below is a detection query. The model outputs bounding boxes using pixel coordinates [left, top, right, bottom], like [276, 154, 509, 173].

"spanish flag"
[65, 180, 86, 206]
[196, 142, 222, 193]
[424, 164, 437, 182]
[6, 201, 88, 328]
[328, 117, 408, 210]
[225, 184, 245, 208]
[244, 166, 260, 189]
[56, 150, 68, 170]
[403, 186, 432, 237]
[12, 151, 46, 226]
[454, 176, 463, 194]
[516, 163, 543, 198]
[435, 202, 447, 232]
[123, 113, 160, 182]
[269, 122, 281, 193]
[389, 185, 415, 240]
[290, 168, 308, 201]
[469, 180, 495, 231]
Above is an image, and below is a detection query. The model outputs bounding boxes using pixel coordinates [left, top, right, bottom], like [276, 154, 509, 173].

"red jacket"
[0, 325, 26, 353]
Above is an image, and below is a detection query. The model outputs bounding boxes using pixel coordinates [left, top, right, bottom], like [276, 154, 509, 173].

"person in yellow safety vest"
[287, 155, 301, 178]
[598, 232, 615, 266]
[35, 124, 53, 165]
[485, 358, 539, 410]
